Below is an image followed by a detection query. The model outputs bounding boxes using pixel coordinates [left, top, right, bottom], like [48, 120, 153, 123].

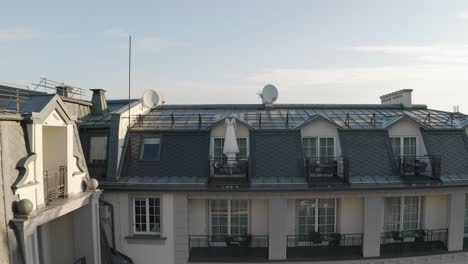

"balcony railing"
[188, 235, 269, 262]
[287, 233, 362, 260]
[208, 158, 249, 187]
[44, 166, 66, 203]
[305, 156, 349, 185]
[380, 229, 448, 257]
[395, 156, 441, 180]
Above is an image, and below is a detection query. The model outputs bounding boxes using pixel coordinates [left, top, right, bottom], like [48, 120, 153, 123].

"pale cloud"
[134, 37, 185, 53]
[0, 28, 39, 42]
[104, 28, 129, 38]
[457, 11, 468, 20]
[351, 45, 468, 64]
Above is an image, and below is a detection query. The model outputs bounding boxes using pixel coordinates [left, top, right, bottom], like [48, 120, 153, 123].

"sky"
[2, 0, 468, 112]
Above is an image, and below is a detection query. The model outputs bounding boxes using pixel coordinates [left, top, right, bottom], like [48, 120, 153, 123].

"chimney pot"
[90, 89, 108, 115]
[380, 89, 413, 107]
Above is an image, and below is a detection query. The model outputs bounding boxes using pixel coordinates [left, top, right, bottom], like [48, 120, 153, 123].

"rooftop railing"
[287, 233, 362, 260]
[44, 166, 66, 203]
[305, 156, 349, 185]
[188, 235, 268, 262]
[380, 229, 447, 257]
[395, 156, 441, 180]
[208, 158, 249, 188]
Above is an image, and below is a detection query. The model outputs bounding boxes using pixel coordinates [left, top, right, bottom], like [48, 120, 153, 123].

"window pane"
[237, 138, 248, 159]
[297, 200, 316, 235]
[402, 196, 419, 231]
[391, 138, 401, 156]
[318, 199, 336, 234]
[134, 198, 147, 233]
[213, 138, 225, 159]
[89, 136, 108, 163]
[148, 198, 161, 233]
[141, 138, 161, 160]
[403, 137, 417, 157]
[384, 197, 401, 232]
[230, 200, 249, 236]
[210, 200, 229, 240]
[303, 138, 317, 158]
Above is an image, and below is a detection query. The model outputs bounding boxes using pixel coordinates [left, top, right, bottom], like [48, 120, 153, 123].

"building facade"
[85, 89, 468, 264]
[0, 83, 101, 264]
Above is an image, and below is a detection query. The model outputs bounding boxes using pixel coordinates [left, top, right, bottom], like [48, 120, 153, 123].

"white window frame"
[210, 137, 249, 159]
[208, 200, 250, 237]
[390, 136, 418, 156]
[296, 198, 337, 234]
[302, 137, 336, 158]
[88, 135, 108, 163]
[384, 196, 422, 232]
[139, 136, 162, 161]
[132, 197, 161, 235]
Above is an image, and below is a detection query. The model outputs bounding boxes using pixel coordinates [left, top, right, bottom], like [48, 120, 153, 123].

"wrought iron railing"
[44, 166, 66, 203]
[189, 235, 269, 261]
[286, 233, 362, 259]
[381, 229, 448, 257]
[395, 156, 441, 180]
[305, 157, 349, 184]
[209, 158, 249, 178]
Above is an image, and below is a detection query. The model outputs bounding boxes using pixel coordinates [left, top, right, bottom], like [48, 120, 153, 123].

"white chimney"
[380, 89, 413, 107]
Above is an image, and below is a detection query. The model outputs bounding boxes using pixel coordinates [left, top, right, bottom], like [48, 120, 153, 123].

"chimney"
[380, 89, 413, 108]
[56, 85, 74, 97]
[90, 89, 108, 115]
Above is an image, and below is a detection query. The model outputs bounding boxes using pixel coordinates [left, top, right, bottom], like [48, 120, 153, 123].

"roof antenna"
[128, 35, 132, 129]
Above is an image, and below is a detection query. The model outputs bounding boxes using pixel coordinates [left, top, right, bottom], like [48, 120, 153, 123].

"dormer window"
[140, 137, 161, 161]
[390, 137, 416, 156]
[89, 136, 108, 164]
[303, 137, 335, 159]
[213, 138, 248, 160]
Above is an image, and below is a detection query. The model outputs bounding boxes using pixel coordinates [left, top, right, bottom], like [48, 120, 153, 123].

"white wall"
[251, 200, 269, 235]
[103, 192, 175, 264]
[300, 118, 342, 156]
[387, 118, 428, 156]
[287, 200, 296, 235]
[39, 213, 75, 264]
[188, 199, 207, 235]
[423, 195, 448, 230]
[339, 197, 363, 234]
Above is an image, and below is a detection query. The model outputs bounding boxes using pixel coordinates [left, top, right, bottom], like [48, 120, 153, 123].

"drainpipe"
[99, 199, 116, 251]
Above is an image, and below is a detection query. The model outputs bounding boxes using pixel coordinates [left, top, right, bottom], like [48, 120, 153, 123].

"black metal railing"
[189, 235, 269, 261]
[380, 229, 448, 257]
[395, 156, 441, 180]
[305, 157, 349, 184]
[44, 166, 66, 203]
[286, 233, 362, 260]
[209, 158, 249, 178]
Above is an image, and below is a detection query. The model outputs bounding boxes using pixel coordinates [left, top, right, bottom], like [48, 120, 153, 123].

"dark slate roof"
[339, 130, 400, 185]
[132, 104, 468, 131]
[250, 131, 305, 186]
[79, 99, 141, 127]
[120, 131, 209, 184]
[421, 129, 468, 181]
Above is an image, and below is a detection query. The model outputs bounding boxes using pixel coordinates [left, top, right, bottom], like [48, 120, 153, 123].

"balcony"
[208, 158, 249, 189]
[395, 156, 441, 182]
[286, 233, 362, 261]
[380, 229, 448, 257]
[188, 235, 269, 262]
[44, 166, 66, 203]
[305, 157, 349, 186]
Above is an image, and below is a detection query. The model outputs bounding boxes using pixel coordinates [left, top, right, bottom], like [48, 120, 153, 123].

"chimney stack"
[90, 89, 108, 115]
[380, 89, 413, 108]
[56, 85, 74, 97]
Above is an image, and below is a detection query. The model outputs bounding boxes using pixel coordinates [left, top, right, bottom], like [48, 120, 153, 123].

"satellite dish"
[142, 89, 161, 108]
[260, 84, 278, 104]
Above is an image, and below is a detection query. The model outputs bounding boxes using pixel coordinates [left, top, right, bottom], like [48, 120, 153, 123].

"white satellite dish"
[142, 89, 161, 108]
[260, 84, 278, 104]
